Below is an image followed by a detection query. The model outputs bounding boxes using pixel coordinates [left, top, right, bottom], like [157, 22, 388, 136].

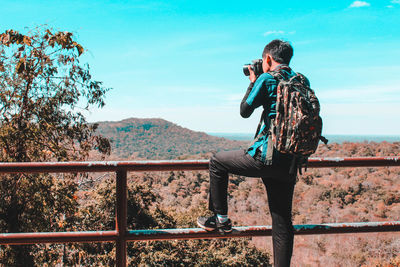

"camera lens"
[243, 64, 250, 76]
[243, 59, 263, 77]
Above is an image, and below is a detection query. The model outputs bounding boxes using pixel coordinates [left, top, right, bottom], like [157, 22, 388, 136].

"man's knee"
[210, 150, 236, 166]
[209, 151, 231, 178]
[211, 150, 226, 162]
[210, 153, 218, 164]
[209, 153, 222, 172]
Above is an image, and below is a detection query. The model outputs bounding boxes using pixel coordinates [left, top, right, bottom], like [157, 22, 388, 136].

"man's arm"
[240, 72, 272, 118]
[240, 66, 261, 118]
[240, 83, 254, 118]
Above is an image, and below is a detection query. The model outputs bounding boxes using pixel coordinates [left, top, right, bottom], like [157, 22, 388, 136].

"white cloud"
[263, 30, 285, 36]
[391, 0, 400, 4]
[321, 102, 400, 135]
[349, 1, 370, 8]
[263, 30, 296, 37]
[317, 84, 400, 135]
[225, 93, 243, 105]
[318, 85, 400, 104]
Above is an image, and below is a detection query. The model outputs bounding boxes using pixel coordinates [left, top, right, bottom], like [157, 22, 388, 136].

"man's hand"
[248, 66, 257, 83]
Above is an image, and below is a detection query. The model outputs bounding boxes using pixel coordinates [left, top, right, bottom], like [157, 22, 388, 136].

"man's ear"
[266, 55, 272, 66]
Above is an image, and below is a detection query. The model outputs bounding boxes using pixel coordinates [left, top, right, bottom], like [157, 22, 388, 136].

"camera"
[243, 59, 263, 76]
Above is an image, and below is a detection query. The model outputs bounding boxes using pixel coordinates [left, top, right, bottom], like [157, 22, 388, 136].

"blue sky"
[1, 0, 400, 135]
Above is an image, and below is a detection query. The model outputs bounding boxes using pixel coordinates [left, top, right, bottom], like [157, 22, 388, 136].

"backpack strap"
[269, 70, 286, 83]
[251, 110, 275, 164]
[253, 109, 266, 139]
[319, 135, 329, 145]
[250, 109, 269, 154]
[290, 155, 309, 175]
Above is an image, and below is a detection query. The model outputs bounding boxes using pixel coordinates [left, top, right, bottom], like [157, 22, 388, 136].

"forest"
[1, 115, 399, 266]
[93, 118, 400, 266]
[117, 140, 399, 266]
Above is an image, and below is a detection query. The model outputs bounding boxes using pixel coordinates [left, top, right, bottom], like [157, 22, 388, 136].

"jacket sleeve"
[240, 73, 270, 118]
[240, 83, 254, 118]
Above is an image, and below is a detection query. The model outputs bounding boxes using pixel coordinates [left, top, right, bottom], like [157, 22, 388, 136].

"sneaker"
[197, 215, 232, 233]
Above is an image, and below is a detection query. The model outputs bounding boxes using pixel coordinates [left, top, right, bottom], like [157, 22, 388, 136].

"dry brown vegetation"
[94, 118, 399, 266]
[2, 113, 398, 265]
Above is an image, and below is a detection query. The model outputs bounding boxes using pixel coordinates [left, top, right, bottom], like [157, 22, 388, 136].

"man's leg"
[198, 149, 274, 232]
[208, 149, 267, 215]
[262, 176, 296, 267]
[198, 149, 289, 233]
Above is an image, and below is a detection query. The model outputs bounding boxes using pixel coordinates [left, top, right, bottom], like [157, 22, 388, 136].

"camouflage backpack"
[269, 71, 327, 158]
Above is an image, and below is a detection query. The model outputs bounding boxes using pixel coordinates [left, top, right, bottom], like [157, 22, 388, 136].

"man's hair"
[262, 39, 293, 65]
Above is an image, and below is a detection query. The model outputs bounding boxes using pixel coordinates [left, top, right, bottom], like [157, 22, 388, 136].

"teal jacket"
[240, 64, 306, 163]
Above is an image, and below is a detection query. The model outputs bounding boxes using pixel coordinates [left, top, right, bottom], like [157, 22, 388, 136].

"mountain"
[95, 118, 248, 160]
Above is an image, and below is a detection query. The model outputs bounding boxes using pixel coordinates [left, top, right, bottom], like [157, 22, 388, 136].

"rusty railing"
[0, 157, 399, 266]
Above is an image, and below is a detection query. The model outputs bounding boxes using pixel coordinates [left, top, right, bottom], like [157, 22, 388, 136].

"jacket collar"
[272, 64, 291, 72]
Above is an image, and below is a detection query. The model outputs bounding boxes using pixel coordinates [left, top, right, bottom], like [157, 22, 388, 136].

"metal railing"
[0, 157, 399, 267]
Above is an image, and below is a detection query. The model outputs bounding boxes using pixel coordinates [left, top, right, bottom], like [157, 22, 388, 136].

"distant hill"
[95, 118, 248, 160]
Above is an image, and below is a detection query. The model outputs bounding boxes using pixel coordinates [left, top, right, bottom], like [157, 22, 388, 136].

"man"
[197, 39, 304, 266]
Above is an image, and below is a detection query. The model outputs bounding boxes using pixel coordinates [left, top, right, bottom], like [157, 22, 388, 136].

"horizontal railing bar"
[0, 231, 118, 245]
[0, 157, 399, 174]
[0, 160, 209, 173]
[308, 157, 400, 168]
[126, 221, 400, 241]
[1, 221, 399, 245]
[293, 221, 400, 235]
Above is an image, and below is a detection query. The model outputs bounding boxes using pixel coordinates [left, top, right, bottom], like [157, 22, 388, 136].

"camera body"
[243, 59, 263, 76]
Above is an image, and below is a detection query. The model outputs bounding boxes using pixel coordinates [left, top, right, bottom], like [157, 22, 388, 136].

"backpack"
[254, 69, 328, 173]
[270, 71, 327, 156]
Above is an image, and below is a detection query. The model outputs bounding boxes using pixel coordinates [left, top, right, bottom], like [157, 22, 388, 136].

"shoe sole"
[220, 228, 233, 233]
[197, 221, 233, 233]
[197, 221, 216, 231]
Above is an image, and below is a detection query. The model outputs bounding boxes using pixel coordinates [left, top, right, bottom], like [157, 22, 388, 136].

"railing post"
[116, 170, 127, 267]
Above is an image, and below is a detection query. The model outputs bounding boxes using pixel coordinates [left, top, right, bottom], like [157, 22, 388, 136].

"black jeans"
[208, 149, 296, 267]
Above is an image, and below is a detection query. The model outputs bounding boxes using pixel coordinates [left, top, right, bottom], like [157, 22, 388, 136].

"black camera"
[243, 59, 263, 76]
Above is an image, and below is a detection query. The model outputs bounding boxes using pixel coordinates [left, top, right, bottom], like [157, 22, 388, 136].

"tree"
[0, 27, 272, 266]
[0, 27, 111, 266]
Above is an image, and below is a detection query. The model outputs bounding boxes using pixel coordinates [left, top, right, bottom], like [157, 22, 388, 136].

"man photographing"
[197, 39, 310, 266]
